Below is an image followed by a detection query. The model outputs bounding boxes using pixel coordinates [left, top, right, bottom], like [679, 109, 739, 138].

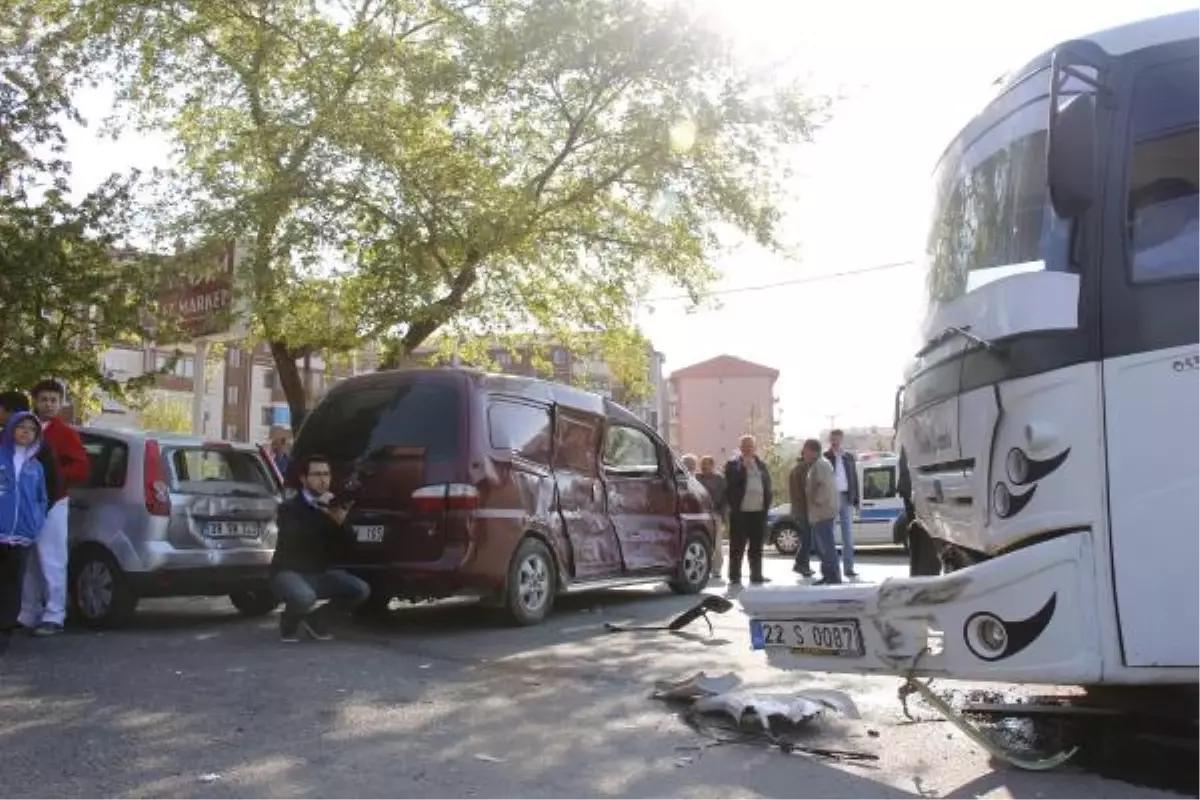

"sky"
[61, 0, 1197, 437]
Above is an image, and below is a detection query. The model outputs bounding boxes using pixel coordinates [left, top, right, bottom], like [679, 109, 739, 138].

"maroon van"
[289, 368, 716, 625]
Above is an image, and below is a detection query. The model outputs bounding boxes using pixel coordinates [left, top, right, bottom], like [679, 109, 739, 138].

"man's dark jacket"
[696, 472, 728, 515]
[723, 455, 773, 513]
[270, 494, 352, 575]
[787, 459, 810, 522]
[823, 449, 859, 507]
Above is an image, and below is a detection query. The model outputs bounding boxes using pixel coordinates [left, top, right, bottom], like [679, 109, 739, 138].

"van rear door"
[293, 374, 469, 564]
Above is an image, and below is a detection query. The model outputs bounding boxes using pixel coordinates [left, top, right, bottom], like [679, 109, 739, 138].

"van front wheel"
[504, 538, 556, 626]
[669, 532, 712, 595]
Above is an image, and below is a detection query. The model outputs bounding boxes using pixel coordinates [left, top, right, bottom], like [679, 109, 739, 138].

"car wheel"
[669, 532, 712, 595]
[229, 589, 279, 617]
[70, 547, 138, 629]
[504, 537, 556, 626]
[773, 524, 801, 556]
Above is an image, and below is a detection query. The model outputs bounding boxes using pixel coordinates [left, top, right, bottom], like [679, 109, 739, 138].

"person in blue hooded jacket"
[0, 412, 48, 653]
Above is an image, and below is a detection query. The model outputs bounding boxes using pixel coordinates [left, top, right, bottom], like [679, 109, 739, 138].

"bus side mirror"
[1048, 93, 1098, 220]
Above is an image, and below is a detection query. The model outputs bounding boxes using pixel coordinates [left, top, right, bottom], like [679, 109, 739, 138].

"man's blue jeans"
[272, 569, 370, 618]
[810, 518, 841, 583]
[836, 492, 856, 574]
[792, 518, 814, 575]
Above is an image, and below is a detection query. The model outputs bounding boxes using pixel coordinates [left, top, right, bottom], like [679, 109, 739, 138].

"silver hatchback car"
[68, 427, 283, 628]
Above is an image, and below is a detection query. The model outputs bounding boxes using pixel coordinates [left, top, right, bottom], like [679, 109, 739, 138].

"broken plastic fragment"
[473, 753, 505, 764]
[652, 672, 742, 701]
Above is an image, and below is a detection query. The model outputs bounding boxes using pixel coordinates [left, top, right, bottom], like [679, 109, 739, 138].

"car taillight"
[143, 439, 171, 516]
[411, 484, 480, 514]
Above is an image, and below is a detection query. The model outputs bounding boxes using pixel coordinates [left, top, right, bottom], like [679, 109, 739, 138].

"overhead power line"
[642, 259, 917, 304]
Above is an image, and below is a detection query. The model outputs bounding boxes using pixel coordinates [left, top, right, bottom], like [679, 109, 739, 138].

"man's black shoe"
[813, 579, 843, 586]
[750, 577, 771, 585]
[301, 606, 334, 641]
[280, 613, 302, 643]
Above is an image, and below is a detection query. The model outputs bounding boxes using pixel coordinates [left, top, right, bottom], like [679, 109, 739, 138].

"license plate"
[354, 525, 385, 543]
[749, 618, 864, 657]
[205, 521, 261, 539]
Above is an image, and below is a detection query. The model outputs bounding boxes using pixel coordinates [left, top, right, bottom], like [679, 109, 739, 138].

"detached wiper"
[915, 324, 1003, 359]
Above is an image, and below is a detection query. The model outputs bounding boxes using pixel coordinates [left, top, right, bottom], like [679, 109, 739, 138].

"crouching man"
[271, 454, 370, 642]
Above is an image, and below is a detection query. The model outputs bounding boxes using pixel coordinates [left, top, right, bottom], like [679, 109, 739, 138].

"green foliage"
[0, 1, 164, 418]
[137, 392, 192, 433]
[79, 0, 830, 426]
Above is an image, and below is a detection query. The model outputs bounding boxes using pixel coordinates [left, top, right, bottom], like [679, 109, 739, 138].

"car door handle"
[862, 502, 876, 508]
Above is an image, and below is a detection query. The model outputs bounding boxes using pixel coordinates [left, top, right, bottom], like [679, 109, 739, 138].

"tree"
[0, 2, 163, 416]
[81, 0, 829, 429]
[137, 392, 192, 432]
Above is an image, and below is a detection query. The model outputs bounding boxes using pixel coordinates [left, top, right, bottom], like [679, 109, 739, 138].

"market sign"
[155, 242, 238, 342]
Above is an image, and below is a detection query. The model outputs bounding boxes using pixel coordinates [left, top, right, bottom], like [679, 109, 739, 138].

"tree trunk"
[269, 339, 308, 434]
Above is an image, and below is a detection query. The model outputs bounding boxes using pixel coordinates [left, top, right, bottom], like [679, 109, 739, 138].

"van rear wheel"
[503, 538, 555, 626]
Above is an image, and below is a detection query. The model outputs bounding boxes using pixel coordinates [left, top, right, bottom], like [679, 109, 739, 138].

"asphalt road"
[0, 549, 1188, 799]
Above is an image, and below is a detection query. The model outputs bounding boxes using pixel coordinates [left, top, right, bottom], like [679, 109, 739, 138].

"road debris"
[651, 672, 878, 764]
[606, 596, 734, 637]
[473, 753, 506, 764]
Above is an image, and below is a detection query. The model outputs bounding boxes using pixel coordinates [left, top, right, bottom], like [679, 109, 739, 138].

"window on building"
[225, 423, 241, 442]
[551, 348, 568, 365]
[228, 348, 242, 369]
[496, 351, 513, 367]
[263, 369, 276, 389]
[226, 386, 239, 405]
[261, 406, 275, 426]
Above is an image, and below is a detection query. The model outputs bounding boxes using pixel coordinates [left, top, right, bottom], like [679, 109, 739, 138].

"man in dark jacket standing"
[824, 429, 859, 579]
[272, 454, 370, 642]
[723, 434, 772, 585]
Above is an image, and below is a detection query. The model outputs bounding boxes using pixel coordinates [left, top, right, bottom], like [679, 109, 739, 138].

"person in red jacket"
[19, 380, 89, 636]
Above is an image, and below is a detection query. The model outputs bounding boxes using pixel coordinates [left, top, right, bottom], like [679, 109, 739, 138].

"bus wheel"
[908, 524, 941, 577]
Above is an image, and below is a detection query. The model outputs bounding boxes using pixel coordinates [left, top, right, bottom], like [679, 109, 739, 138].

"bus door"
[1099, 47, 1199, 668]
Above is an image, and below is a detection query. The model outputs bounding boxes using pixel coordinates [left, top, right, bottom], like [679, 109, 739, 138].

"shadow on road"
[0, 585, 916, 799]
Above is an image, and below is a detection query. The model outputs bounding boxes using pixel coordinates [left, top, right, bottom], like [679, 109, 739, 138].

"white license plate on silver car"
[205, 521, 261, 539]
[354, 525, 385, 543]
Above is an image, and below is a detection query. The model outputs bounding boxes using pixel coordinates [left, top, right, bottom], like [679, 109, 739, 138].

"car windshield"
[167, 447, 276, 494]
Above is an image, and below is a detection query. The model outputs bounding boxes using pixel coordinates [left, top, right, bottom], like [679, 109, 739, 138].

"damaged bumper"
[739, 531, 1104, 684]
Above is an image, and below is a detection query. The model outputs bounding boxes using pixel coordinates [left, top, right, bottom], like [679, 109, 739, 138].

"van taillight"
[411, 484, 480, 514]
[143, 439, 170, 516]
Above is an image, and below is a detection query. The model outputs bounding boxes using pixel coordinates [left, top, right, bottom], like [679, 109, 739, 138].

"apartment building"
[94, 342, 377, 443]
[667, 355, 779, 461]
